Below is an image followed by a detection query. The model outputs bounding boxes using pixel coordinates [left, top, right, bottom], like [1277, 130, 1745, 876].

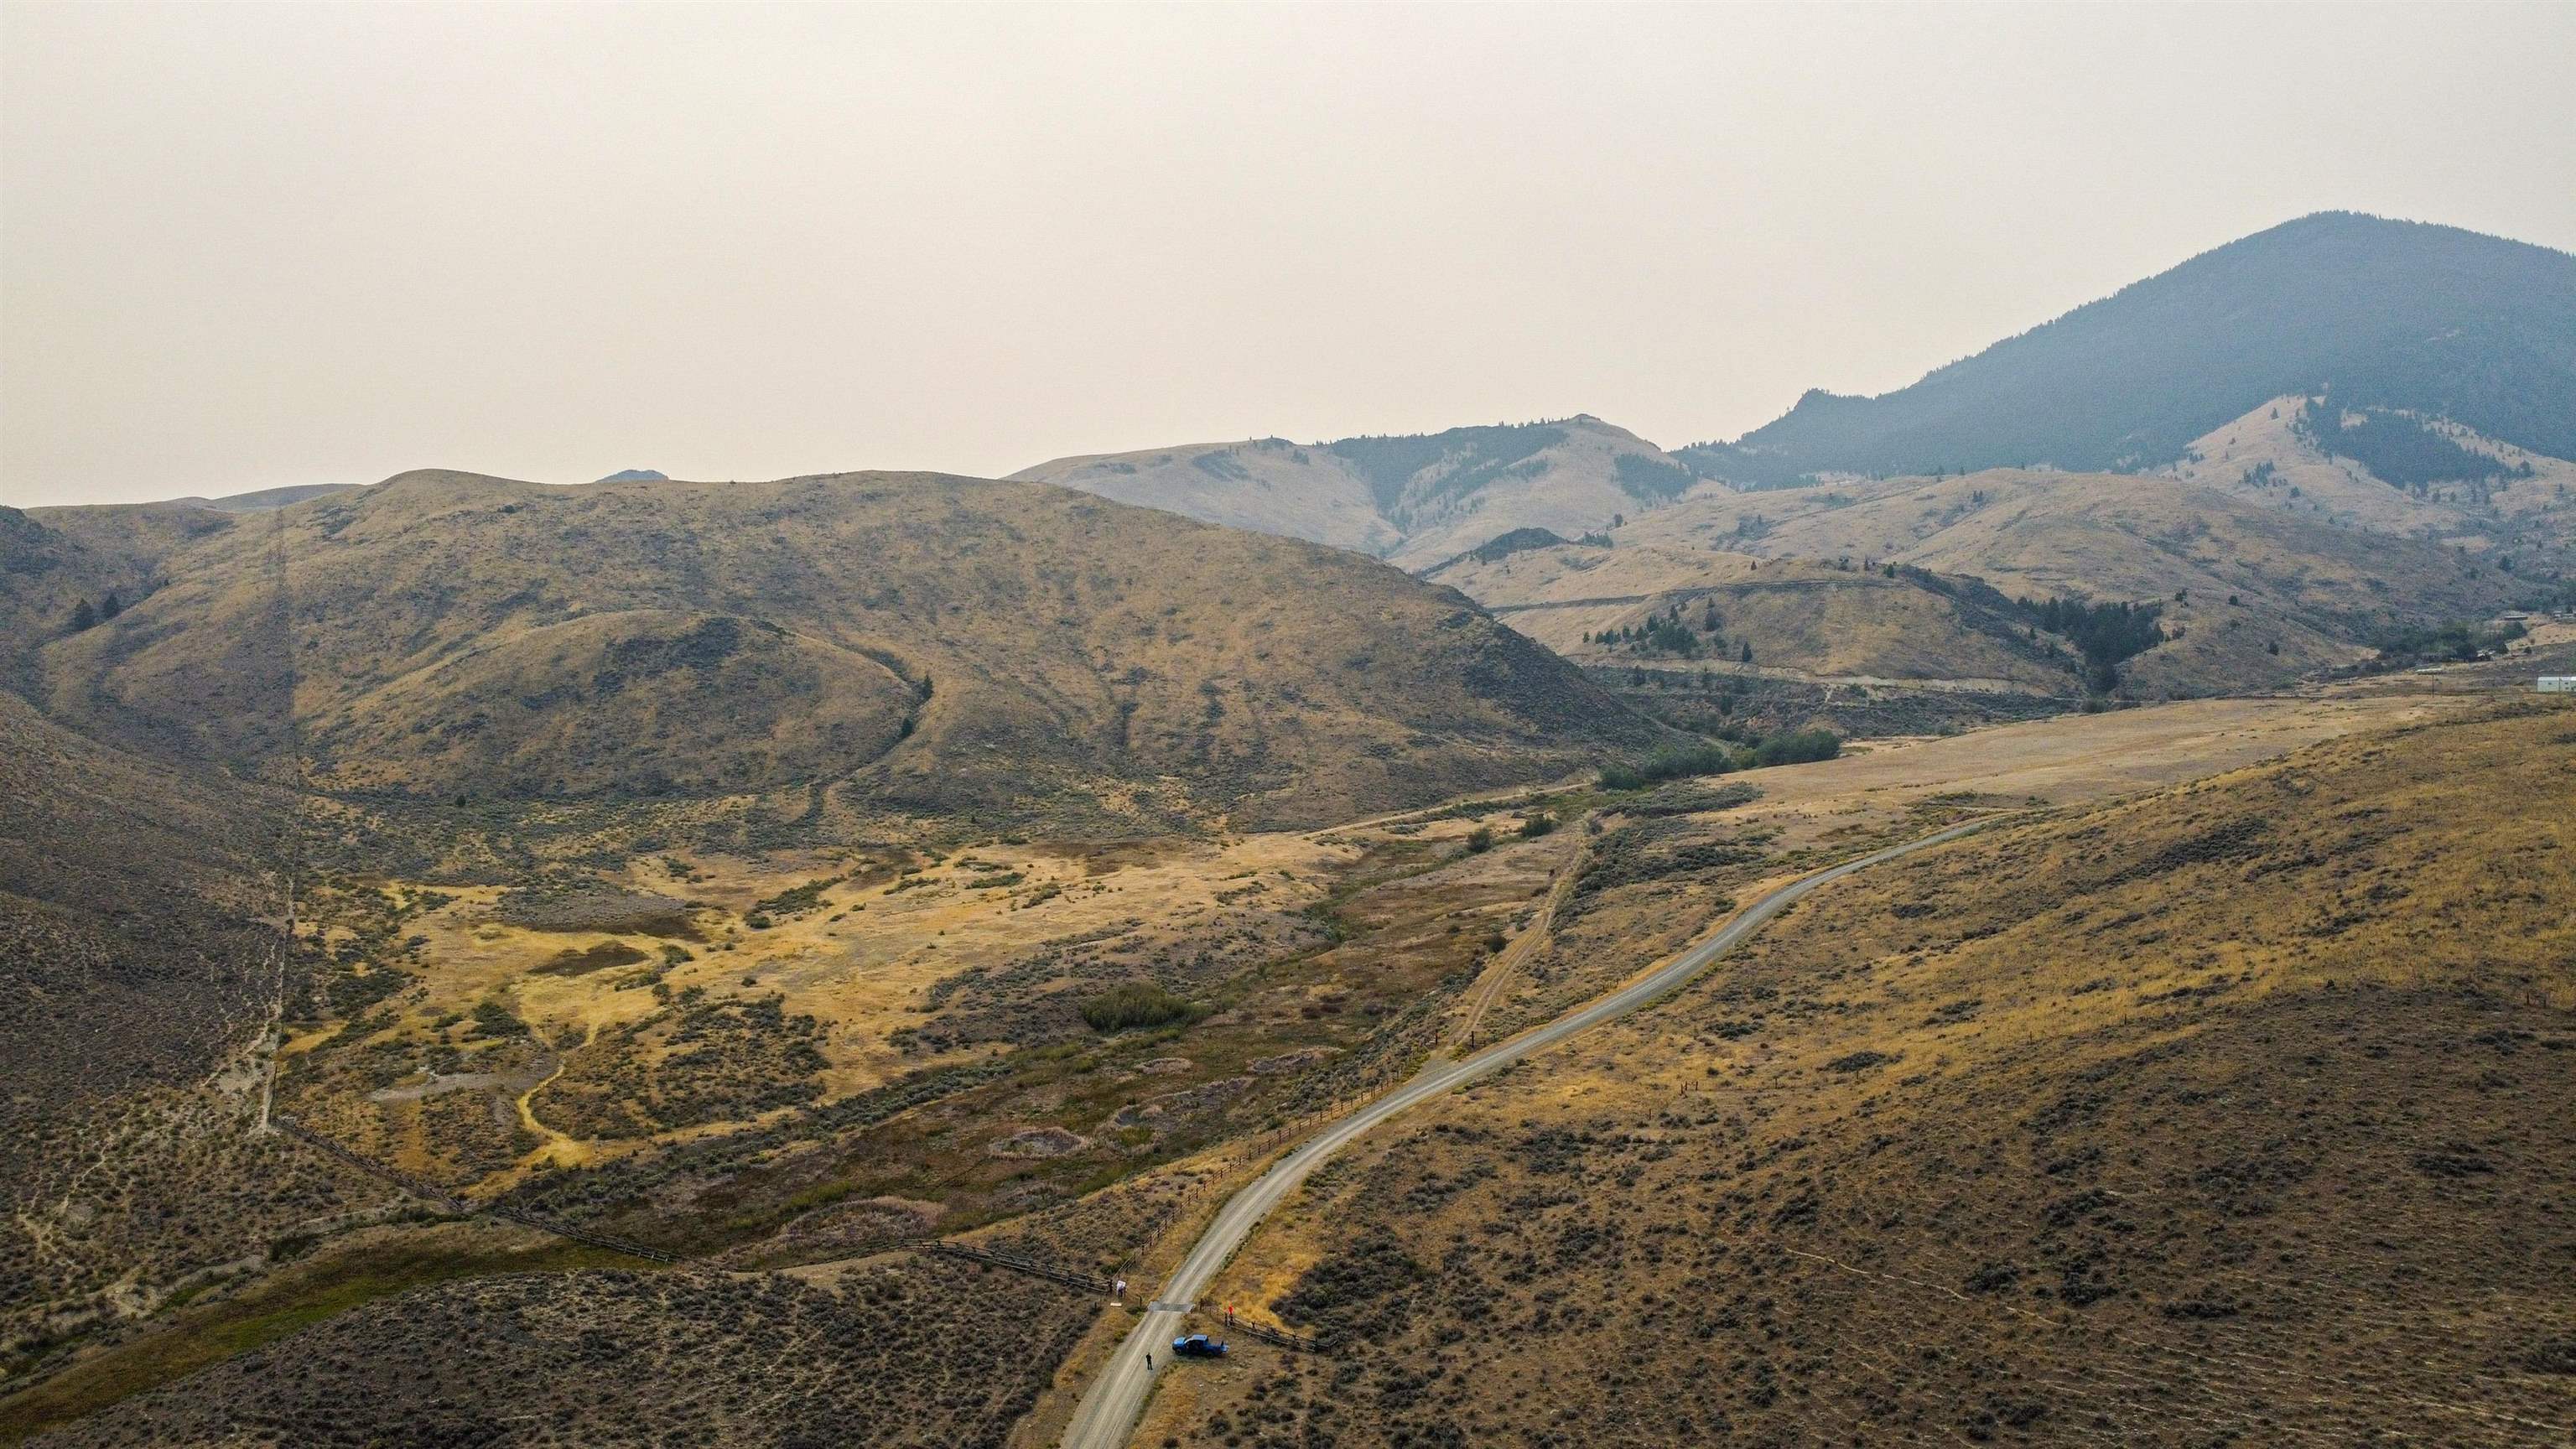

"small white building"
[2541, 677, 2576, 693]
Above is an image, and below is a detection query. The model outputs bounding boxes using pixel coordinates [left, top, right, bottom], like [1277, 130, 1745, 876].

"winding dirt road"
[1058, 817, 1998, 1448]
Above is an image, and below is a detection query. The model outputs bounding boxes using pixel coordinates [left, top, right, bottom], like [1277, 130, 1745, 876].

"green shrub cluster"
[2020, 595, 2166, 692]
[1597, 728, 1840, 790]
[1078, 983, 1202, 1033]
[1749, 728, 1841, 767]
[751, 875, 843, 918]
[2370, 618, 2526, 665]
[470, 995, 528, 1040]
[1597, 743, 1738, 791]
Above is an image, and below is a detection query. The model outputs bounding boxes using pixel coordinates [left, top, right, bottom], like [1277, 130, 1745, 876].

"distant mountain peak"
[596, 468, 668, 483]
[1685, 213, 2576, 488]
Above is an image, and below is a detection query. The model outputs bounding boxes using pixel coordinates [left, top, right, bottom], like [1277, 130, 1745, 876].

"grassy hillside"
[1146, 700, 2576, 1447]
[166, 483, 363, 513]
[16, 501, 247, 599]
[1426, 541, 2074, 689]
[34, 470, 1661, 832]
[1685, 212, 2576, 486]
[2164, 393, 2576, 552]
[2, 511, 111, 697]
[7, 691, 2438, 1443]
[1013, 415, 1710, 571]
[0, 740, 1614, 1436]
[1, 506, 237, 698]
[1614, 467, 2532, 694]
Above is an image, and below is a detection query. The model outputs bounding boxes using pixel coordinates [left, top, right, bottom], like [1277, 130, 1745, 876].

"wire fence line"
[267, 1114, 682, 1265]
[913, 1239, 1116, 1296]
[267, 1110, 1331, 1354]
[1224, 1318, 1317, 1353]
[261, 1045, 1356, 1287]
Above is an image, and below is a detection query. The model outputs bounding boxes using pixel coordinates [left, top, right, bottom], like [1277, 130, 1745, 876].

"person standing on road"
[1145, 1352, 1153, 1371]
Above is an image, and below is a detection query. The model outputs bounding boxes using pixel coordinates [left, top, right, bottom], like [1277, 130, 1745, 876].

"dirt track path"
[1452, 825, 1587, 1049]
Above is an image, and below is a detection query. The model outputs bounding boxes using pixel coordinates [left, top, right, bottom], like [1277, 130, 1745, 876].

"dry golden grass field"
[266, 691, 2453, 1231]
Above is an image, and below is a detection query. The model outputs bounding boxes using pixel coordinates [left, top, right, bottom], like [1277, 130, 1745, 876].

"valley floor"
[7, 685, 2556, 1448]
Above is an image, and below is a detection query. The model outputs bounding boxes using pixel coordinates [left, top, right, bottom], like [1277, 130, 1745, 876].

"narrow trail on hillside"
[1057, 817, 2002, 1449]
[252, 503, 308, 1137]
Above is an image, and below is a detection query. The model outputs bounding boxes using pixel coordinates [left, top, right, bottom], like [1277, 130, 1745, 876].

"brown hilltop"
[34, 469, 1664, 830]
[1013, 415, 1706, 572]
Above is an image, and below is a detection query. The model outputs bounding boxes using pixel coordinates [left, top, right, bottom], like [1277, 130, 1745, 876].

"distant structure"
[2541, 677, 2574, 693]
[596, 468, 668, 483]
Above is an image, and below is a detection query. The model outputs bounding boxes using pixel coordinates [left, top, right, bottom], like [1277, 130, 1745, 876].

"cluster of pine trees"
[2020, 595, 2166, 692]
[66, 590, 123, 630]
[1584, 600, 1754, 663]
[2298, 395, 2534, 490]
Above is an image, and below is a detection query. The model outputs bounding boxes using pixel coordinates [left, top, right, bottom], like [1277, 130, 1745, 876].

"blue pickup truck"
[1171, 1333, 1228, 1359]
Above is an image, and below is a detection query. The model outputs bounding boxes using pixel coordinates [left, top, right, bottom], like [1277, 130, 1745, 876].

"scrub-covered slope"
[1147, 701, 2576, 1448]
[1427, 540, 2073, 689]
[1614, 467, 2526, 693]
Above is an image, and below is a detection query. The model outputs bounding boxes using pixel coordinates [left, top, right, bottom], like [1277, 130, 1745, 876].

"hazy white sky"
[4, 2, 2572, 508]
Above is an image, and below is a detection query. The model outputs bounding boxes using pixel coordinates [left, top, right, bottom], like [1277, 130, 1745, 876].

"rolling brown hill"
[1011, 415, 1709, 572]
[31, 469, 1663, 831]
[1425, 538, 2075, 690]
[1016, 408, 2566, 700]
[0, 464, 1665, 1405]
[162, 483, 364, 514]
[2, 510, 108, 696]
[1610, 466, 2529, 694]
